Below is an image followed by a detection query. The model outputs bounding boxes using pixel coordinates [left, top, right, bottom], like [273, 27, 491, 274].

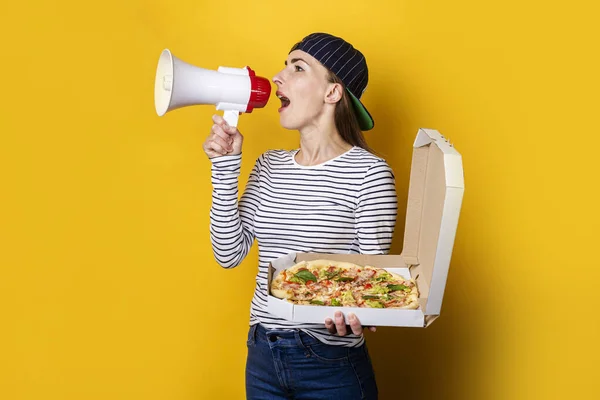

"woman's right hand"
[202, 114, 244, 158]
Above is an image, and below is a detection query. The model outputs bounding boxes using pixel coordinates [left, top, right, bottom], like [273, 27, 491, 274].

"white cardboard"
[266, 128, 464, 327]
[410, 128, 464, 315]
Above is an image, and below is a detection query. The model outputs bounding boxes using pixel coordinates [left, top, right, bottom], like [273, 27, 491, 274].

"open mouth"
[277, 91, 290, 110]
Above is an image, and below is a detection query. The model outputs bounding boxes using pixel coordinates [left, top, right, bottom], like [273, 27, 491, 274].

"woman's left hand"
[325, 312, 376, 336]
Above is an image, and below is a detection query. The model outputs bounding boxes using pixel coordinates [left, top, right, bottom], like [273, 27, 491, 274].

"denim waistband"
[249, 323, 322, 348]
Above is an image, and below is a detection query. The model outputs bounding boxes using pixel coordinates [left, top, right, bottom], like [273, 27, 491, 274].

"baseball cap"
[290, 32, 374, 131]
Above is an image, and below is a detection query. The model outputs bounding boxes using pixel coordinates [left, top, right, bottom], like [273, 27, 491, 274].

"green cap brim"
[346, 88, 374, 131]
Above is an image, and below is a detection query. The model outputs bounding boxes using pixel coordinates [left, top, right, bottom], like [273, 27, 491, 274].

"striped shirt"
[209, 146, 398, 347]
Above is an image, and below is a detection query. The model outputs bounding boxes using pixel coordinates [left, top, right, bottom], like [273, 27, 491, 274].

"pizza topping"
[364, 293, 394, 300]
[385, 301, 399, 308]
[387, 284, 409, 292]
[287, 275, 304, 284]
[294, 270, 318, 284]
[361, 269, 376, 279]
[341, 290, 356, 306]
[374, 271, 392, 282]
[336, 276, 355, 282]
[317, 267, 339, 280]
[310, 299, 325, 305]
[325, 269, 340, 279]
[362, 295, 379, 300]
[364, 300, 385, 308]
[369, 285, 390, 294]
[331, 298, 342, 306]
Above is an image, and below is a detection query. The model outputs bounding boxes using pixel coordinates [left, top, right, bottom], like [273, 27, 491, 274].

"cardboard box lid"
[401, 129, 464, 315]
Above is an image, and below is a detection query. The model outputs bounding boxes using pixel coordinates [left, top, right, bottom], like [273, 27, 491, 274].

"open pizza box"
[267, 128, 465, 327]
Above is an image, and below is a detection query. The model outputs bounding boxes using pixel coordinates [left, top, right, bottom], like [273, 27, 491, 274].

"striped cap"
[290, 32, 374, 131]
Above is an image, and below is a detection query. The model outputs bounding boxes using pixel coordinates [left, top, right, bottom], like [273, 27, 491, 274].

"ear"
[324, 82, 343, 104]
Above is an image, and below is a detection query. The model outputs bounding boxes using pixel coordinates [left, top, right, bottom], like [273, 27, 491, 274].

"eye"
[294, 65, 304, 72]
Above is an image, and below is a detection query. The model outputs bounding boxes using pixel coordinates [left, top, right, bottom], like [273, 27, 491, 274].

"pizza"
[270, 259, 419, 309]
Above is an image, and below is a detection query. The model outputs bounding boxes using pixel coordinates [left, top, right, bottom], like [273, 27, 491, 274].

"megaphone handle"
[223, 110, 239, 128]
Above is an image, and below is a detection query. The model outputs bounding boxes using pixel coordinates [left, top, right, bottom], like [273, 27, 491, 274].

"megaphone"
[154, 49, 271, 127]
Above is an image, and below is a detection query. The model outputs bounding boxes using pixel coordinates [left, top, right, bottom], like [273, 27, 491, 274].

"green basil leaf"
[387, 284, 409, 292]
[331, 298, 342, 306]
[362, 295, 380, 300]
[310, 300, 325, 305]
[336, 276, 355, 282]
[294, 270, 317, 283]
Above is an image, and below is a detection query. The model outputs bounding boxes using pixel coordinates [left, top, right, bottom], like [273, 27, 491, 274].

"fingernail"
[325, 318, 332, 325]
[348, 313, 356, 322]
[335, 311, 342, 318]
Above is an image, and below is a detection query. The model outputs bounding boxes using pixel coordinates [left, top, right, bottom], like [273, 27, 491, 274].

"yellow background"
[1, 1, 599, 399]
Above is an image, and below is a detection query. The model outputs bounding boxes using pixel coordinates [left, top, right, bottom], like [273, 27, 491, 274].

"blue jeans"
[245, 323, 378, 400]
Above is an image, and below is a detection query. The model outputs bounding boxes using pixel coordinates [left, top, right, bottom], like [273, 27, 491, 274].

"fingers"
[211, 122, 234, 144]
[325, 318, 336, 334]
[203, 139, 228, 156]
[324, 313, 376, 336]
[347, 313, 364, 336]
[212, 114, 226, 125]
[203, 132, 231, 156]
[334, 311, 347, 336]
[212, 114, 237, 136]
[203, 115, 237, 157]
[325, 313, 345, 335]
[211, 126, 233, 150]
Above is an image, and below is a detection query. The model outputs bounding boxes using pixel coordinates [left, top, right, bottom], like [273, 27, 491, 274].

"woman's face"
[272, 50, 334, 131]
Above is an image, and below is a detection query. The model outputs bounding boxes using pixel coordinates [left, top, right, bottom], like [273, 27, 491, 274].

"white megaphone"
[154, 49, 272, 127]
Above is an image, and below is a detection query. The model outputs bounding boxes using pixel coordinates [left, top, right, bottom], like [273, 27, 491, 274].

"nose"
[272, 69, 285, 86]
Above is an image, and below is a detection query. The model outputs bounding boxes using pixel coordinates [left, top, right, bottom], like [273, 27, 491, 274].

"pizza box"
[266, 128, 464, 327]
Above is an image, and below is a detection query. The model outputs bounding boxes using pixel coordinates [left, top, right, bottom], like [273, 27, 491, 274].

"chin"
[279, 107, 318, 131]
[279, 114, 302, 131]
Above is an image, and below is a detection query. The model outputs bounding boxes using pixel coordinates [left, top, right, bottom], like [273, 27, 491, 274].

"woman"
[203, 33, 398, 400]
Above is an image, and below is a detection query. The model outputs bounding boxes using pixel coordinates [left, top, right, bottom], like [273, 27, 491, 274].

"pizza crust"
[270, 288, 293, 299]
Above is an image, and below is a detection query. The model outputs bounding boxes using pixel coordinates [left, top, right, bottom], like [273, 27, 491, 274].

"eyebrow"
[284, 58, 309, 66]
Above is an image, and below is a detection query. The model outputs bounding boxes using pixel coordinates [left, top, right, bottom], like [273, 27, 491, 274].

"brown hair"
[327, 71, 373, 153]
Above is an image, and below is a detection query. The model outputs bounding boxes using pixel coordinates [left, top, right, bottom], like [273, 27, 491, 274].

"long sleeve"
[354, 160, 398, 254]
[209, 154, 262, 268]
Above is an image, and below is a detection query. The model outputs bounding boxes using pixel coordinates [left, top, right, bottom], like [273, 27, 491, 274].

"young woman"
[203, 32, 398, 400]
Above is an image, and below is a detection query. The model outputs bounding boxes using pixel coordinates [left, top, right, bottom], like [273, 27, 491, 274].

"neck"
[295, 117, 352, 166]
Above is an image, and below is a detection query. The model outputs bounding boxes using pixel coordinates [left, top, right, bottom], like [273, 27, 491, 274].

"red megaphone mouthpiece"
[246, 67, 271, 112]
